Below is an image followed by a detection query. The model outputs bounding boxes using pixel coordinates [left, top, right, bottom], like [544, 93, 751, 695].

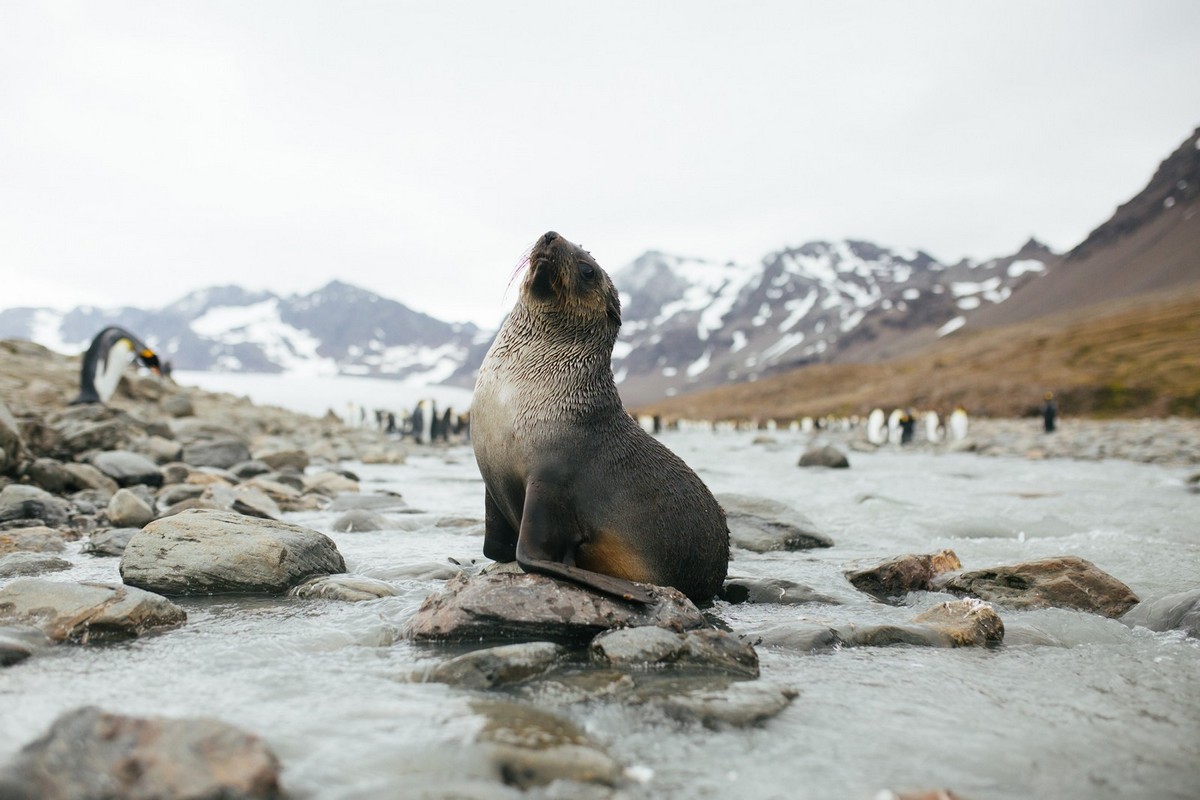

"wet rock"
[289, 574, 397, 601]
[744, 622, 843, 652]
[934, 556, 1139, 618]
[472, 700, 622, 790]
[121, 508, 346, 595]
[0, 706, 282, 800]
[847, 549, 962, 601]
[90, 450, 164, 488]
[0, 485, 71, 528]
[0, 579, 186, 643]
[256, 448, 309, 472]
[329, 491, 407, 512]
[0, 552, 72, 578]
[332, 509, 389, 532]
[718, 493, 833, 551]
[304, 470, 359, 498]
[720, 576, 840, 605]
[406, 572, 707, 644]
[590, 626, 760, 677]
[181, 436, 252, 470]
[161, 393, 195, 417]
[0, 397, 24, 476]
[82, 528, 139, 557]
[106, 488, 155, 528]
[379, 560, 470, 581]
[798, 444, 850, 468]
[135, 434, 183, 464]
[838, 600, 1004, 648]
[0, 526, 66, 555]
[1122, 588, 1200, 638]
[656, 681, 797, 729]
[419, 642, 567, 689]
[0, 626, 49, 666]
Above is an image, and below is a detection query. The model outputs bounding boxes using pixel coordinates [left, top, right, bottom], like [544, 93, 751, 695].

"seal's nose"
[540, 231, 560, 245]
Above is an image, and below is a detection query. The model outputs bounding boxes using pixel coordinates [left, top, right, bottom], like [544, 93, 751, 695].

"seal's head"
[523, 231, 621, 330]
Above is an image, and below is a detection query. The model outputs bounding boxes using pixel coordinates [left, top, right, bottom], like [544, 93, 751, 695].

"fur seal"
[72, 326, 161, 405]
[471, 231, 729, 603]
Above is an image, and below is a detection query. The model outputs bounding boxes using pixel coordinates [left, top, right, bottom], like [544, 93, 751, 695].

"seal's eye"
[578, 261, 595, 279]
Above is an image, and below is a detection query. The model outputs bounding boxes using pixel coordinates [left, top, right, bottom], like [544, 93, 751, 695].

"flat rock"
[934, 556, 1139, 618]
[0, 485, 71, 528]
[0, 526, 67, 555]
[304, 471, 359, 498]
[181, 436, 252, 469]
[106, 487, 155, 528]
[655, 681, 798, 729]
[590, 626, 760, 677]
[0, 706, 282, 800]
[0, 579, 186, 643]
[256, 448, 309, 472]
[1121, 588, 1200, 638]
[135, 435, 183, 465]
[289, 573, 397, 601]
[798, 444, 850, 468]
[0, 551, 72, 578]
[418, 642, 567, 689]
[720, 576, 841, 605]
[328, 491, 407, 512]
[90, 450, 164, 488]
[231, 460, 273, 479]
[744, 622, 843, 652]
[331, 509, 389, 532]
[62, 462, 120, 493]
[846, 549, 962, 601]
[406, 572, 707, 644]
[717, 493, 833, 551]
[120, 508, 346, 595]
[82, 528, 139, 557]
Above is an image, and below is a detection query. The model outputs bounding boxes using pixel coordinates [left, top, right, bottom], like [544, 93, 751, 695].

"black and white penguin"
[72, 326, 161, 405]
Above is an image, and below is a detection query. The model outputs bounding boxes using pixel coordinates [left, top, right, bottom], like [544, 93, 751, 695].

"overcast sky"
[2, 2, 1198, 329]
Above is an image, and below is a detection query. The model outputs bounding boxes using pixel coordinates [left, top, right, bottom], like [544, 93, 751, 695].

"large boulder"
[717, 493, 833, 551]
[0, 579, 186, 643]
[0, 485, 71, 528]
[934, 556, 1139, 618]
[181, 437, 252, 470]
[846, 550, 962, 601]
[90, 450, 164, 488]
[0, 706, 282, 800]
[406, 572, 708, 643]
[120, 508, 346, 595]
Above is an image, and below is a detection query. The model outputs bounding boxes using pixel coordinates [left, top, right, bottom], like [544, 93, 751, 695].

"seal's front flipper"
[517, 479, 655, 604]
[483, 489, 517, 562]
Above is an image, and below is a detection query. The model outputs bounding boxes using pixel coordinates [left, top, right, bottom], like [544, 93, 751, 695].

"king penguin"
[72, 326, 161, 405]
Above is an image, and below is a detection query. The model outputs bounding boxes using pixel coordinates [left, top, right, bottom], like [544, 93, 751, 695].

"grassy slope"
[634, 289, 1200, 421]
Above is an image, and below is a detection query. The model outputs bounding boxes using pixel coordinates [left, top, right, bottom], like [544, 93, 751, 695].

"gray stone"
[181, 436, 252, 469]
[256, 448, 309, 472]
[846, 549, 962, 601]
[160, 461, 191, 484]
[25, 458, 73, 493]
[90, 450, 164, 488]
[161, 393, 196, 417]
[135, 435, 183, 464]
[0, 551, 72, 578]
[331, 509, 389, 532]
[120, 508, 346, 595]
[82, 528, 139, 557]
[836, 600, 1005, 648]
[406, 572, 707, 644]
[656, 681, 798, 729]
[0, 579, 186, 643]
[328, 491, 408, 512]
[0, 706, 282, 799]
[157, 483, 207, 508]
[0, 526, 66, 555]
[717, 493, 833, 551]
[289, 574, 397, 601]
[934, 556, 1139, 618]
[0, 626, 49, 667]
[0, 485, 71, 528]
[106, 488, 155, 528]
[231, 460, 272, 479]
[1122, 588, 1200, 638]
[745, 622, 843, 652]
[720, 576, 841, 605]
[303, 471, 359, 498]
[798, 444, 850, 468]
[590, 626, 760, 677]
[419, 642, 567, 689]
[61, 462, 120, 493]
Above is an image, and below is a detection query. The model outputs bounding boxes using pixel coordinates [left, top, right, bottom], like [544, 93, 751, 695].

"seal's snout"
[540, 231, 560, 245]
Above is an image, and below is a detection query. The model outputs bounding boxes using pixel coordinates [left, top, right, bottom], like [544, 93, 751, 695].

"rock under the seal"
[0, 579, 186, 643]
[590, 626, 760, 677]
[289, 574, 397, 601]
[798, 444, 850, 468]
[120, 508, 345, 595]
[406, 572, 707, 643]
[720, 576, 841, 605]
[0, 552, 72, 578]
[106, 488, 155, 528]
[846, 549, 962, 601]
[717, 493, 833, 551]
[934, 556, 1139, 618]
[1121, 588, 1200, 638]
[0, 706, 282, 800]
[419, 642, 567, 689]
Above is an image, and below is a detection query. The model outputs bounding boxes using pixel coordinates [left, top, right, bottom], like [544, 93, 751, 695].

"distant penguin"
[72, 326, 160, 405]
[410, 401, 426, 443]
[949, 405, 969, 441]
[887, 409, 904, 445]
[866, 408, 886, 445]
[924, 411, 942, 443]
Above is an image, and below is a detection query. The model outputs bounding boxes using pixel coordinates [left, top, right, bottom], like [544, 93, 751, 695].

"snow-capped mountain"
[0, 281, 484, 385]
[609, 238, 1057, 404]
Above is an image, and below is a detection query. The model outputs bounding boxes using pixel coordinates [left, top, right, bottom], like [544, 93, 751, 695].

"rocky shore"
[1, 338, 1198, 799]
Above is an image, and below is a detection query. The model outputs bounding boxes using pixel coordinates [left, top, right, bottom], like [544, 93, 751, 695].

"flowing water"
[2, 432, 1198, 799]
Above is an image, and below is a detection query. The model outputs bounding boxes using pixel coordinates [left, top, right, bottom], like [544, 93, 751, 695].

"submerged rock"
[720, 576, 841, 605]
[846, 549, 962, 601]
[1122, 588, 1200, 638]
[331, 509, 389, 532]
[744, 622, 843, 652]
[0, 626, 49, 667]
[328, 491, 407, 512]
[798, 444, 850, 468]
[838, 600, 1004, 648]
[120, 508, 345, 595]
[934, 556, 1139, 618]
[0, 706, 282, 800]
[655, 681, 798, 729]
[0, 579, 186, 643]
[419, 642, 567, 689]
[289, 573, 397, 601]
[590, 626, 760, 678]
[406, 572, 707, 644]
[718, 493, 834, 551]
[0, 551, 72, 578]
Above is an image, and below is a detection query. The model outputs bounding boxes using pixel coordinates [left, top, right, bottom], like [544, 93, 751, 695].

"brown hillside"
[636, 289, 1200, 421]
